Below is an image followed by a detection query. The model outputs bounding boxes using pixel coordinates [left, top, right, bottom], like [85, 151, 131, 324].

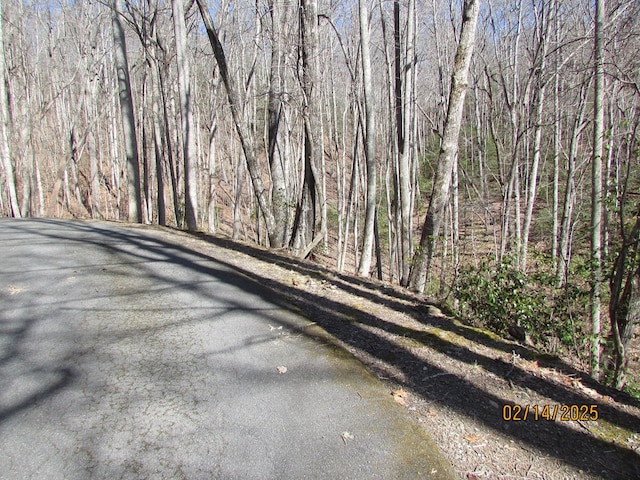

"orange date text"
[502, 404, 599, 422]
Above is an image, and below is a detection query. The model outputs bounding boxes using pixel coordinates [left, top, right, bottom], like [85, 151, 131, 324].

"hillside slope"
[127, 223, 640, 479]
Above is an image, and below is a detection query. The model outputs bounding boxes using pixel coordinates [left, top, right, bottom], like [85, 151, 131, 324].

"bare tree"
[172, 0, 198, 230]
[357, 0, 377, 276]
[112, 0, 142, 223]
[556, 78, 590, 286]
[0, 0, 21, 218]
[267, 0, 291, 248]
[195, 0, 277, 242]
[409, 0, 481, 293]
[394, 0, 414, 286]
[291, 0, 324, 256]
[520, 0, 550, 270]
[590, 0, 605, 379]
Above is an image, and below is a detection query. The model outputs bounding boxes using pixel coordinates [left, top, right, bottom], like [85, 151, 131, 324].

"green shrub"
[455, 258, 542, 334]
[454, 258, 588, 354]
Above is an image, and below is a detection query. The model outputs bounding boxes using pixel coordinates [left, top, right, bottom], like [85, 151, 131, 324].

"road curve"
[0, 218, 456, 479]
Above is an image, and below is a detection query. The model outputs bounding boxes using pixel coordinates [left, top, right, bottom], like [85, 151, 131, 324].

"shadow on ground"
[186, 228, 640, 479]
[3, 219, 639, 479]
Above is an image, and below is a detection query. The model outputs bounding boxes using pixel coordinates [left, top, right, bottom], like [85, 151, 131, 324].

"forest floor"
[129, 223, 640, 480]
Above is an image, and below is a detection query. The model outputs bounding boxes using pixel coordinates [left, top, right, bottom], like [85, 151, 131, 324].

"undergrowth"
[453, 257, 590, 357]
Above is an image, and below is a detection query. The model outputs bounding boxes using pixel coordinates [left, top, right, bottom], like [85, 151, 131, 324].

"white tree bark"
[409, 0, 481, 293]
[521, 6, 550, 270]
[0, 0, 21, 218]
[112, 0, 142, 223]
[590, 0, 605, 380]
[291, 0, 324, 255]
[266, 0, 290, 248]
[196, 0, 277, 241]
[395, 0, 414, 286]
[172, 0, 198, 230]
[357, 0, 377, 276]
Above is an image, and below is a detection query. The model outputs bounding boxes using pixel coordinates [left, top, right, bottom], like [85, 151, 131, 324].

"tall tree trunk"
[590, 0, 605, 380]
[357, 0, 377, 276]
[155, 38, 181, 226]
[551, 0, 560, 265]
[88, 130, 101, 219]
[394, 0, 414, 286]
[521, 17, 549, 270]
[141, 73, 152, 223]
[206, 78, 219, 233]
[291, 0, 324, 255]
[557, 80, 589, 286]
[267, 0, 289, 248]
[491, 0, 525, 264]
[378, 0, 399, 281]
[173, 0, 198, 230]
[0, 0, 20, 218]
[150, 54, 167, 226]
[195, 0, 276, 241]
[112, 0, 142, 223]
[409, 0, 481, 294]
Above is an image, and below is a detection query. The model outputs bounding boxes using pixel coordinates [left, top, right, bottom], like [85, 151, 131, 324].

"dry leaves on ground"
[391, 388, 409, 405]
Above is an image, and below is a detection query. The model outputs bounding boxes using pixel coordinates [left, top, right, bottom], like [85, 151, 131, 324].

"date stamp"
[502, 404, 599, 422]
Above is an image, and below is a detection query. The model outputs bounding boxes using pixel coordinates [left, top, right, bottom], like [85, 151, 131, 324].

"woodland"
[0, 0, 639, 395]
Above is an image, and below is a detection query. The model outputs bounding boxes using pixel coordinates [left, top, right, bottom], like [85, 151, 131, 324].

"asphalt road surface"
[0, 218, 456, 479]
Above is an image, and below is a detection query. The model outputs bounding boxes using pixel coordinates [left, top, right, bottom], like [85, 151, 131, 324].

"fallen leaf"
[340, 431, 354, 444]
[276, 365, 288, 374]
[7, 285, 24, 295]
[291, 275, 309, 286]
[391, 389, 408, 405]
[520, 359, 539, 371]
[464, 433, 482, 444]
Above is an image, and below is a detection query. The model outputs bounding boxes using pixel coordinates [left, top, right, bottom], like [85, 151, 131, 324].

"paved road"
[0, 219, 455, 479]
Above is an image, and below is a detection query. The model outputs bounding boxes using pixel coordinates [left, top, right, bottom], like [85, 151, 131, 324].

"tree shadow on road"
[192, 231, 640, 405]
[4, 219, 639, 479]
[181, 228, 640, 480]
